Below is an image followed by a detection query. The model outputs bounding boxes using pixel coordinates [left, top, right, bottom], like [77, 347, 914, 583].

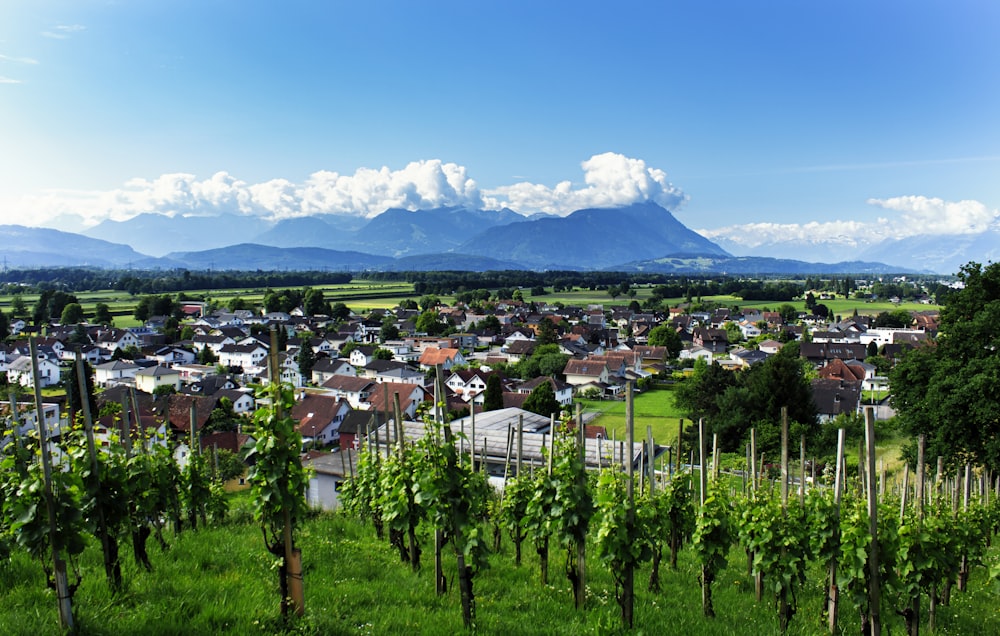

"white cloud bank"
[5, 153, 688, 228]
[700, 196, 999, 249]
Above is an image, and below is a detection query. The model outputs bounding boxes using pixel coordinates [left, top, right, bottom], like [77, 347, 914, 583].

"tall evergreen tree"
[482, 374, 504, 412]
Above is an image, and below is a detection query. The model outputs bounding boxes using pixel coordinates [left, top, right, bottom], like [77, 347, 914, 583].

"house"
[417, 347, 466, 371]
[731, 348, 769, 368]
[6, 355, 61, 388]
[445, 368, 498, 402]
[92, 328, 142, 353]
[148, 346, 197, 367]
[362, 361, 425, 385]
[757, 339, 783, 355]
[800, 343, 868, 367]
[348, 346, 378, 368]
[563, 358, 611, 386]
[303, 448, 360, 511]
[215, 388, 257, 415]
[679, 344, 714, 363]
[337, 409, 378, 451]
[811, 378, 862, 423]
[191, 334, 236, 354]
[517, 375, 574, 406]
[135, 365, 181, 394]
[290, 394, 351, 448]
[94, 359, 142, 387]
[311, 358, 356, 385]
[217, 343, 269, 370]
[692, 328, 728, 354]
[320, 375, 375, 409]
[363, 382, 430, 420]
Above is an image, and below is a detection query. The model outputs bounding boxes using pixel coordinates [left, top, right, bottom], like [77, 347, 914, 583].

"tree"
[536, 318, 558, 346]
[482, 374, 503, 412]
[778, 303, 798, 324]
[303, 288, 327, 317]
[0, 307, 10, 339]
[522, 380, 561, 418]
[93, 302, 114, 325]
[62, 358, 98, 423]
[204, 397, 240, 434]
[380, 314, 399, 342]
[416, 310, 444, 336]
[68, 323, 90, 346]
[11, 294, 27, 318]
[891, 261, 1000, 472]
[198, 346, 218, 365]
[297, 339, 316, 379]
[647, 324, 683, 359]
[372, 348, 394, 361]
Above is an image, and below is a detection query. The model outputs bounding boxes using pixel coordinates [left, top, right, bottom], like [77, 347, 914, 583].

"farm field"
[0, 490, 995, 636]
[0, 276, 939, 331]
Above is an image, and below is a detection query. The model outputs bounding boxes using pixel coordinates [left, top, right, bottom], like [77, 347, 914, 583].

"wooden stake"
[827, 428, 845, 634]
[31, 337, 74, 630]
[864, 407, 882, 635]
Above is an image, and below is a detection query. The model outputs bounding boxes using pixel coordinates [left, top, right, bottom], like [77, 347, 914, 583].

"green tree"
[536, 318, 558, 346]
[11, 294, 27, 318]
[93, 302, 114, 325]
[522, 379, 562, 418]
[304, 288, 327, 316]
[777, 303, 798, 324]
[891, 261, 1000, 472]
[416, 310, 444, 336]
[380, 313, 399, 342]
[198, 346, 218, 365]
[482, 374, 504, 412]
[297, 339, 316, 379]
[204, 397, 240, 434]
[373, 348, 394, 361]
[647, 324, 683, 359]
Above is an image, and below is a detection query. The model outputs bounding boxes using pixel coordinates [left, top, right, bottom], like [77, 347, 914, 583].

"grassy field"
[0, 490, 995, 635]
[577, 384, 687, 450]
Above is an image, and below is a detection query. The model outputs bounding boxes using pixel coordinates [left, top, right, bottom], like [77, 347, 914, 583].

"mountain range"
[0, 202, 991, 274]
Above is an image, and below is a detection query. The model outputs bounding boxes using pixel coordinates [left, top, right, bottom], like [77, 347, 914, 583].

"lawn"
[576, 384, 686, 450]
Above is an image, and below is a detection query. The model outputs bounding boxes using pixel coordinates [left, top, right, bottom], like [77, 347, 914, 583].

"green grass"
[576, 384, 686, 450]
[1, 490, 996, 635]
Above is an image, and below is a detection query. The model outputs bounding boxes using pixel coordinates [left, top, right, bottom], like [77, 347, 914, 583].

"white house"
[303, 449, 359, 511]
[6, 355, 61, 388]
[135, 365, 181, 394]
[94, 359, 142, 387]
[217, 343, 269, 370]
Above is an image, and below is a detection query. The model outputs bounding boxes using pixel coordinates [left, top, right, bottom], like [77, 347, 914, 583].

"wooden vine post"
[779, 406, 791, 632]
[30, 337, 74, 631]
[624, 381, 636, 628]
[698, 416, 709, 616]
[75, 350, 121, 590]
[575, 403, 587, 610]
[864, 407, 881, 636]
[827, 428, 846, 634]
[271, 328, 304, 617]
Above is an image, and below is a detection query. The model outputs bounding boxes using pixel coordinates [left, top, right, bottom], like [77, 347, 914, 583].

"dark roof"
[811, 378, 862, 416]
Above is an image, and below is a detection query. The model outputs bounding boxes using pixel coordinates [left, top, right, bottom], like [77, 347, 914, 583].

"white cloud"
[8, 160, 490, 227]
[0, 76, 22, 84]
[701, 196, 999, 249]
[41, 24, 86, 40]
[484, 152, 688, 215]
[0, 54, 39, 65]
[866, 196, 997, 235]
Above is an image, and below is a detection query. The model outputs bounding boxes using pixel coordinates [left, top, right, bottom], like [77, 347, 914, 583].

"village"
[0, 284, 940, 511]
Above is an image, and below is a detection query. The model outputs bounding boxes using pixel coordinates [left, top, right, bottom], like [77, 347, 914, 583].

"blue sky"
[1, 1, 998, 254]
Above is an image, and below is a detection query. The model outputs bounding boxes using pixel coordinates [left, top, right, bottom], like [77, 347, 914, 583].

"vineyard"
[2, 361, 1000, 634]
